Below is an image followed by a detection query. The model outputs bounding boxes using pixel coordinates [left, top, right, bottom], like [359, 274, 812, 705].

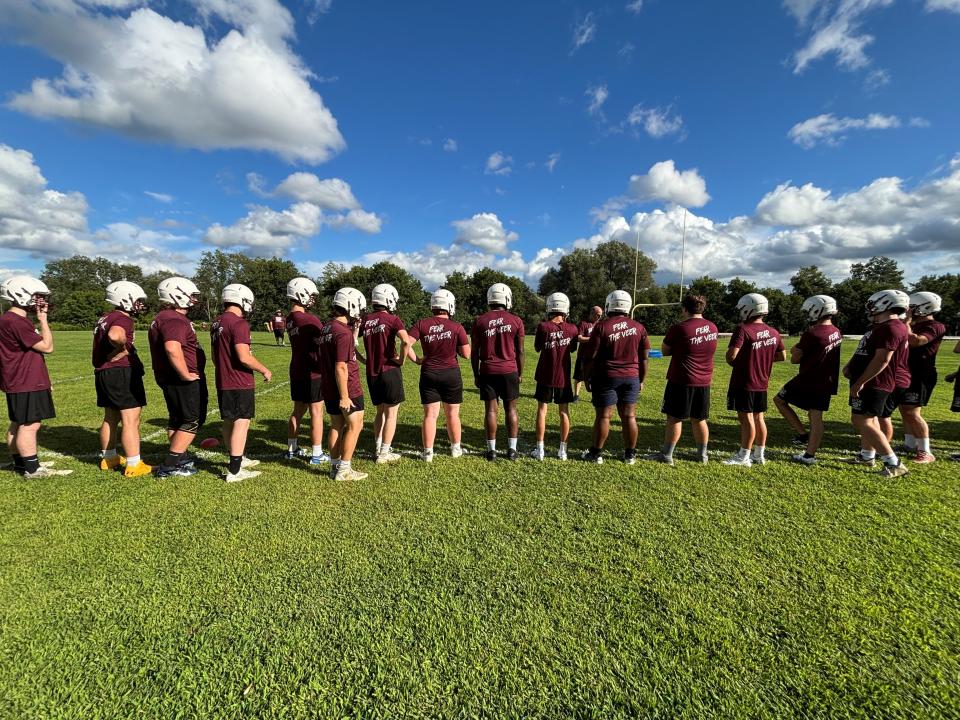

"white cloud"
[273, 173, 360, 210]
[909, 116, 931, 128]
[545, 152, 561, 173]
[618, 42, 635, 60]
[443, 138, 458, 152]
[571, 13, 597, 52]
[144, 191, 174, 203]
[789, 0, 893, 74]
[626, 104, 685, 139]
[3, 0, 345, 164]
[628, 160, 711, 207]
[586, 84, 609, 117]
[788, 112, 905, 148]
[451, 212, 518, 254]
[323, 208, 382, 234]
[485, 151, 513, 176]
[926, 0, 960, 11]
[625, 0, 644, 14]
[204, 202, 322, 253]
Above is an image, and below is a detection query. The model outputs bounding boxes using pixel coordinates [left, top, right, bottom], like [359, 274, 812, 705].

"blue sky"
[1, 0, 958, 290]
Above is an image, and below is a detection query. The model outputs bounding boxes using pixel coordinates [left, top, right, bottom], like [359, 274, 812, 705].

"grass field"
[2, 329, 959, 718]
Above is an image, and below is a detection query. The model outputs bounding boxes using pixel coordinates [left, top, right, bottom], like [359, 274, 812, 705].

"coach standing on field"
[0, 276, 71, 478]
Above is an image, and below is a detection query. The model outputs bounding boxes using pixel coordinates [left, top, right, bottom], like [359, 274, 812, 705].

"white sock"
[904, 433, 916, 449]
[881, 452, 899, 466]
[862, 449, 877, 459]
[287, 439, 298, 452]
[381, 444, 391, 455]
[126, 454, 140, 467]
[752, 446, 765, 459]
[103, 449, 117, 458]
[739, 447, 750, 458]
[508, 437, 518, 451]
[340, 460, 351, 471]
[487, 440, 496, 451]
[919, 437, 930, 452]
[537, 441, 545, 452]
[450, 443, 460, 451]
[423, 447, 433, 454]
[312, 444, 323, 457]
[559, 442, 567, 454]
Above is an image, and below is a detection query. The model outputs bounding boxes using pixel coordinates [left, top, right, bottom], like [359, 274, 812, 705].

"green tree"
[192, 251, 301, 327]
[318, 261, 430, 327]
[53, 289, 107, 329]
[460, 268, 542, 332]
[41, 255, 144, 325]
[833, 256, 905, 334]
[790, 266, 833, 298]
[687, 276, 727, 327]
[912, 273, 960, 334]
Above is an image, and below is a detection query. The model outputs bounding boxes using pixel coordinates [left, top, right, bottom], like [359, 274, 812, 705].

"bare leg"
[773, 394, 805, 435]
[381, 403, 400, 448]
[443, 403, 462, 445]
[535, 402, 548, 442]
[691, 418, 709, 446]
[593, 405, 613, 449]
[484, 399, 499, 441]
[373, 407, 385, 448]
[288, 401, 307, 443]
[169, 430, 196, 454]
[754, 412, 768, 448]
[664, 417, 683, 446]
[504, 399, 519, 439]
[807, 409, 824, 455]
[14, 422, 41, 457]
[619, 402, 638, 450]
[422, 402, 440, 449]
[861, 416, 895, 457]
[558, 403, 570, 443]
[340, 410, 364, 462]
[737, 412, 756, 451]
[224, 418, 250, 457]
[99, 407, 120, 454]
[119, 406, 142, 458]
[878, 416, 894, 443]
[7, 422, 17, 459]
[309, 402, 325, 448]
[900, 406, 928, 444]
[329, 415, 344, 460]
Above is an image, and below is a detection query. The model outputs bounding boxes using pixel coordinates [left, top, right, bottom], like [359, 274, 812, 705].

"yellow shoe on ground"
[99, 455, 125, 471]
[123, 462, 152, 478]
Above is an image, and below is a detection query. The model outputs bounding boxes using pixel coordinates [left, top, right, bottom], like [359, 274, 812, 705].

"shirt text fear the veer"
[485, 317, 514, 337]
[607, 321, 638, 343]
[751, 330, 779, 349]
[424, 325, 454, 343]
[690, 324, 718, 345]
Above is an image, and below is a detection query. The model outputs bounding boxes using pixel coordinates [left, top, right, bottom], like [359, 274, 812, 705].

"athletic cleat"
[483, 450, 497, 462]
[421, 449, 434, 463]
[99, 455, 124, 471]
[791, 434, 810, 447]
[155, 463, 198, 478]
[506, 449, 520, 461]
[846, 454, 876, 468]
[226, 468, 261, 483]
[23, 466, 73, 479]
[557, 449, 568, 461]
[450, 446, 464, 458]
[751, 455, 767, 466]
[309, 453, 331, 465]
[123, 462, 154, 478]
[581, 449, 603, 464]
[529, 447, 545, 461]
[912, 451, 936, 464]
[334, 467, 368, 482]
[792, 452, 817, 466]
[623, 450, 637, 466]
[645, 451, 674, 466]
[376, 451, 402, 464]
[284, 448, 309, 461]
[880, 462, 909, 478]
[723, 454, 753, 467]
[241, 457, 261, 469]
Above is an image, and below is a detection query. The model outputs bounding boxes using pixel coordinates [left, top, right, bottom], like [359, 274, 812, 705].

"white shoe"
[529, 447, 545, 461]
[23, 466, 73, 478]
[376, 451, 401, 464]
[225, 468, 261, 483]
[241, 457, 260, 469]
[450, 446, 463, 458]
[334, 466, 368, 481]
[723, 454, 753, 467]
[422, 449, 434, 463]
[557, 449, 567, 461]
[751, 455, 767, 466]
[792, 452, 817, 465]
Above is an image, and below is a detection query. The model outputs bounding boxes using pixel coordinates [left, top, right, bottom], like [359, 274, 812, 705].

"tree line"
[30, 246, 960, 336]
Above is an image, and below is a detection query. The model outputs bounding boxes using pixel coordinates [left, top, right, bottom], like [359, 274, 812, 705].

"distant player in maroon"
[93, 281, 151, 477]
[724, 293, 786, 467]
[0, 275, 70, 478]
[284, 277, 327, 463]
[211, 284, 271, 483]
[581, 290, 650, 465]
[471, 283, 525, 461]
[650, 294, 718, 465]
[530, 293, 578, 461]
[774, 295, 843, 465]
[899, 292, 947, 463]
[573, 305, 602, 399]
[407, 288, 470, 461]
[272, 310, 286, 346]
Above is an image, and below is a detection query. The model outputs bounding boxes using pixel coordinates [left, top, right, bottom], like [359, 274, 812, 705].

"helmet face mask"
[801, 294, 837, 323]
[221, 283, 255, 316]
[286, 277, 319, 308]
[1, 275, 51, 310]
[158, 277, 201, 310]
[865, 289, 910, 319]
[908, 291, 941, 317]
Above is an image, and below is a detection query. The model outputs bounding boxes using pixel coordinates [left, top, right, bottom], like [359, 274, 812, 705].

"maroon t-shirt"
[793, 323, 843, 396]
[577, 320, 596, 339]
[149, 309, 202, 385]
[319, 320, 363, 399]
[909, 319, 946, 381]
[286, 310, 323, 381]
[362, 310, 405, 378]
[92, 310, 142, 372]
[664, 318, 718, 386]
[534, 320, 579, 388]
[0, 311, 50, 393]
[728, 322, 785, 392]
[585, 316, 650, 379]
[272, 315, 285, 331]
[211, 311, 255, 391]
[848, 319, 908, 393]
[409, 316, 469, 372]
[471, 309, 525, 375]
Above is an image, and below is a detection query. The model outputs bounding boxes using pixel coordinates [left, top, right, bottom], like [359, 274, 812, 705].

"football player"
[843, 289, 910, 477]
[0, 276, 71, 478]
[272, 310, 286, 346]
[471, 283, 525, 461]
[211, 284, 272, 483]
[93, 281, 152, 477]
[723, 293, 786, 467]
[530, 292, 578, 460]
[284, 277, 329, 464]
[898, 292, 946, 463]
[148, 277, 208, 478]
[360, 283, 413, 464]
[648, 294, 718, 465]
[319, 288, 367, 481]
[406, 289, 471, 461]
[573, 305, 602, 399]
[773, 295, 843, 465]
[581, 290, 650, 465]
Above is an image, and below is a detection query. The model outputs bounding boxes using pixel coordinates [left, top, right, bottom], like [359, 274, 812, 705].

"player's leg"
[7, 422, 23, 473]
[308, 401, 327, 461]
[737, 412, 756, 453]
[334, 410, 366, 480]
[376, 403, 401, 463]
[14, 421, 42, 474]
[422, 401, 440, 457]
[328, 414, 344, 472]
[691, 418, 709, 462]
[655, 416, 682, 464]
[591, 405, 613, 452]
[483, 398, 499, 441]
[558, 403, 571, 445]
[878, 415, 894, 443]
[373, 404, 385, 455]
[901, 404, 932, 462]
[504, 397, 519, 459]
[287, 400, 307, 456]
[806, 410, 824, 456]
[224, 417, 253, 480]
[99, 407, 121, 468]
[859, 415, 903, 474]
[618, 401, 638, 463]
[751, 412, 768, 464]
[444, 403, 463, 456]
[774, 393, 806, 437]
[118, 406, 146, 471]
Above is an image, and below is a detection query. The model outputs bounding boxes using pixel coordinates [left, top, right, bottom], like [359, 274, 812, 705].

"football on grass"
[199, 437, 219, 449]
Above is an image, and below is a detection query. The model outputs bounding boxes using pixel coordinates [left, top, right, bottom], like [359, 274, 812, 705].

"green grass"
[1, 331, 959, 719]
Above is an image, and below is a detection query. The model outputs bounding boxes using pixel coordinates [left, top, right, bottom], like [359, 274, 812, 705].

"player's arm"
[638, 347, 649, 390]
[534, 327, 545, 353]
[335, 361, 351, 412]
[725, 346, 740, 365]
[30, 299, 54, 354]
[235, 343, 271, 382]
[775, 348, 787, 362]
[850, 348, 894, 396]
[790, 343, 803, 364]
[515, 330, 524, 378]
[661, 342, 672, 357]
[725, 328, 744, 366]
[104, 325, 130, 363]
[396, 328, 413, 367]
[458, 342, 471, 360]
[164, 340, 200, 382]
[470, 326, 481, 379]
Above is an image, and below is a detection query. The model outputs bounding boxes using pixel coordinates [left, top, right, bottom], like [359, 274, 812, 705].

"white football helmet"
[0, 275, 50, 308]
[286, 277, 319, 307]
[546, 292, 571, 316]
[106, 280, 147, 315]
[222, 283, 255, 315]
[487, 282, 513, 310]
[801, 294, 837, 323]
[430, 288, 456, 315]
[333, 287, 366, 320]
[605, 290, 633, 315]
[909, 291, 941, 316]
[736, 293, 769, 321]
[865, 289, 909, 316]
[158, 277, 200, 309]
[371, 283, 399, 312]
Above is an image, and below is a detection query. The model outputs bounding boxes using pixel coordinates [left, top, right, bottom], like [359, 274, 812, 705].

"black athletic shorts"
[161, 380, 208, 433]
[218, 388, 255, 420]
[881, 387, 907, 418]
[6, 389, 55, 424]
[899, 376, 936, 408]
[727, 388, 768, 414]
[274, 329, 284, 339]
[368, 368, 404, 406]
[534, 382, 574, 404]
[290, 377, 323, 404]
[478, 372, 521, 402]
[776, 378, 831, 412]
[573, 355, 586, 382]
[420, 368, 463, 405]
[95, 366, 147, 410]
[850, 387, 889, 417]
[662, 382, 710, 420]
[325, 395, 365, 416]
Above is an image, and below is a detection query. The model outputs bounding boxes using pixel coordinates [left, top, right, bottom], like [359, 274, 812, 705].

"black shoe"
[791, 433, 810, 447]
[483, 450, 497, 462]
[506, 449, 519, 461]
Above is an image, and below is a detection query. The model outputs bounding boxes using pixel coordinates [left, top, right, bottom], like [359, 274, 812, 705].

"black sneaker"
[791, 433, 810, 447]
[581, 449, 604, 464]
[506, 449, 519, 461]
[483, 450, 497, 462]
